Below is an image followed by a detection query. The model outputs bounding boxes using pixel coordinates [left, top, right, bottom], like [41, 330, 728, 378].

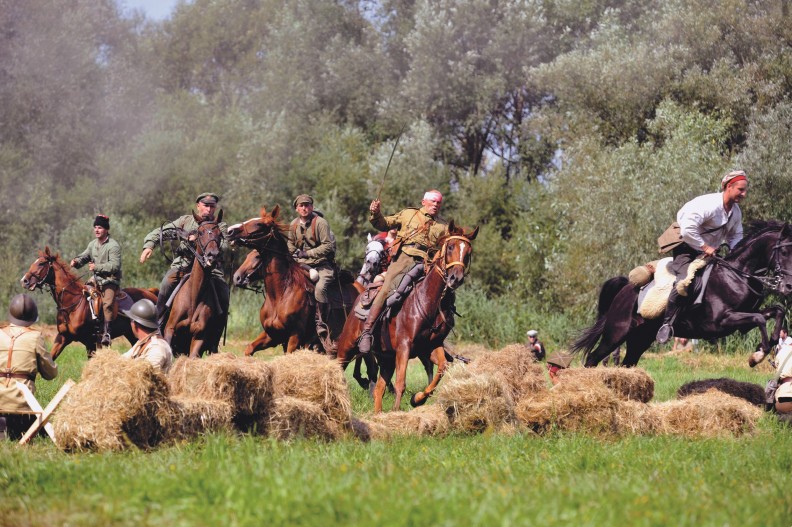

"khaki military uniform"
[367, 206, 449, 312]
[143, 215, 229, 319]
[288, 213, 336, 303]
[122, 333, 173, 373]
[0, 324, 58, 414]
[72, 237, 122, 321]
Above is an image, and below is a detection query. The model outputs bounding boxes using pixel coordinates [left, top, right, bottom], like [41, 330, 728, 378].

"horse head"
[20, 247, 58, 291]
[227, 206, 285, 250]
[233, 250, 263, 287]
[192, 210, 223, 269]
[435, 222, 479, 290]
[358, 239, 386, 285]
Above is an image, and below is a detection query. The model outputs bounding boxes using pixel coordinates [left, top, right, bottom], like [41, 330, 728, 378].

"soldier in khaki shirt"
[0, 295, 58, 440]
[358, 190, 449, 353]
[121, 299, 173, 373]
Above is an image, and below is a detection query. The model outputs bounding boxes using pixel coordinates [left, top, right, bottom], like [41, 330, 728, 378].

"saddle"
[353, 264, 426, 320]
[637, 257, 713, 319]
[83, 286, 127, 321]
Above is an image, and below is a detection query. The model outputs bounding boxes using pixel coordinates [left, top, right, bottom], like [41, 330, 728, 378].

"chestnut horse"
[227, 206, 359, 355]
[20, 247, 157, 359]
[336, 224, 479, 412]
[164, 212, 228, 358]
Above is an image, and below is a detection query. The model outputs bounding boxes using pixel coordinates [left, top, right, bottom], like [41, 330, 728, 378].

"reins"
[710, 228, 792, 295]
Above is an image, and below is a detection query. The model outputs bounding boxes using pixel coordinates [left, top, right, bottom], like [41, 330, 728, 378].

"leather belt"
[0, 371, 35, 381]
[403, 244, 428, 252]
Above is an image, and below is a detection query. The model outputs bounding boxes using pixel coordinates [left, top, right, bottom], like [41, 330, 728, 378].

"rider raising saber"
[357, 190, 449, 354]
[656, 170, 749, 343]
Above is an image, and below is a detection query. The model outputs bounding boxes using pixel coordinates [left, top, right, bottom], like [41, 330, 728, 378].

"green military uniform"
[72, 237, 122, 328]
[0, 324, 58, 439]
[287, 213, 336, 303]
[142, 214, 229, 321]
[358, 206, 449, 352]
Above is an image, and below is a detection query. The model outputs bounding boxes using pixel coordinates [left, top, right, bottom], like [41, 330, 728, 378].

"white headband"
[423, 190, 443, 202]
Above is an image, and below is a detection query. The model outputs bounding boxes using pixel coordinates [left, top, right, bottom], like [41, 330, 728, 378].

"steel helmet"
[123, 299, 158, 329]
[8, 294, 39, 327]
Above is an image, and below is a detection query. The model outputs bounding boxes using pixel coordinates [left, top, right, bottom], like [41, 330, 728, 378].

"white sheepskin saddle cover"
[637, 257, 674, 319]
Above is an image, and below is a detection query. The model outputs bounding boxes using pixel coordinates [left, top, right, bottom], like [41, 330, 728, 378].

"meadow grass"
[1, 338, 791, 527]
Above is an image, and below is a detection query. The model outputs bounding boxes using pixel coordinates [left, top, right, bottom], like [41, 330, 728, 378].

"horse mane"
[257, 211, 308, 289]
[40, 250, 84, 285]
[726, 220, 788, 260]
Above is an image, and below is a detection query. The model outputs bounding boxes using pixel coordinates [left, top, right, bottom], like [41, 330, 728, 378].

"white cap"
[526, 330, 538, 337]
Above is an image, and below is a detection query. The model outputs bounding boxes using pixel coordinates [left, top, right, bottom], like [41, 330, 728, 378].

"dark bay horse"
[572, 221, 792, 367]
[336, 224, 479, 412]
[20, 247, 157, 359]
[165, 212, 227, 358]
[227, 206, 359, 355]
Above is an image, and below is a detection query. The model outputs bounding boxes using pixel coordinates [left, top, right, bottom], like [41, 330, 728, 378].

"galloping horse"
[572, 220, 792, 367]
[356, 236, 387, 287]
[227, 206, 359, 355]
[164, 212, 228, 358]
[20, 247, 157, 359]
[336, 224, 479, 412]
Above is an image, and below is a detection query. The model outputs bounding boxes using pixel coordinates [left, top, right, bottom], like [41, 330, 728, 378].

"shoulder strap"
[2, 326, 31, 372]
[775, 347, 792, 381]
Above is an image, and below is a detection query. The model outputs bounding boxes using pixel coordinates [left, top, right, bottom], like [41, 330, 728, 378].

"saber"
[376, 123, 408, 200]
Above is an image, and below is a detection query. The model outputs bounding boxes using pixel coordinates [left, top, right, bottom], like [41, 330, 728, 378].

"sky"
[122, 0, 182, 21]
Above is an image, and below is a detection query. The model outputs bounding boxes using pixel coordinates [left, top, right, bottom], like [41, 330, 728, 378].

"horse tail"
[570, 276, 629, 357]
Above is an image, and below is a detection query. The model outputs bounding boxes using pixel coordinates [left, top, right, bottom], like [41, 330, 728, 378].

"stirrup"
[656, 323, 673, 344]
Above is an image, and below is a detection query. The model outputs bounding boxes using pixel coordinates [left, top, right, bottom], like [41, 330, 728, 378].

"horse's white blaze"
[459, 241, 467, 263]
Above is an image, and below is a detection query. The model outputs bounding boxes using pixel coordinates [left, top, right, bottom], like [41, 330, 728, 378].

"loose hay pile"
[653, 389, 763, 437]
[167, 353, 275, 432]
[469, 345, 549, 400]
[269, 350, 352, 437]
[556, 367, 655, 403]
[434, 364, 515, 433]
[53, 350, 171, 451]
[361, 405, 450, 440]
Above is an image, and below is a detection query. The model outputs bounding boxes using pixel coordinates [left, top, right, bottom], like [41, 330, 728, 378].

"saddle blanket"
[637, 257, 674, 319]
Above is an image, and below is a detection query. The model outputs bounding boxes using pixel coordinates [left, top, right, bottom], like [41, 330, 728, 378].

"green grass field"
[2, 339, 792, 527]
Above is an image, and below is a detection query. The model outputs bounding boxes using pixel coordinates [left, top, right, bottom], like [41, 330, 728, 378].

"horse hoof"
[410, 392, 427, 407]
[748, 350, 766, 368]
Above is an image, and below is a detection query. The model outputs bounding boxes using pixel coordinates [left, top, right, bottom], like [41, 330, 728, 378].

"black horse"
[572, 221, 792, 367]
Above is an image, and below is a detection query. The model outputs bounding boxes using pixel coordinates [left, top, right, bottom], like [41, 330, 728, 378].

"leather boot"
[358, 301, 385, 354]
[101, 320, 112, 347]
[315, 302, 335, 353]
[656, 288, 680, 344]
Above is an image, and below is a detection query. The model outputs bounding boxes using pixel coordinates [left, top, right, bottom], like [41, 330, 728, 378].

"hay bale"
[270, 349, 351, 426]
[365, 405, 450, 438]
[677, 377, 766, 407]
[167, 353, 275, 431]
[268, 396, 343, 441]
[53, 350, 170, 451]
[653, 390, 763, 437]
[434, 365, 515, 433]
[615, 400, 660, 435]
[469, 345, 549, 400]
[515, 382, 623, 437]
[556, 367, 654, 403]
[158, 396, 235, 441]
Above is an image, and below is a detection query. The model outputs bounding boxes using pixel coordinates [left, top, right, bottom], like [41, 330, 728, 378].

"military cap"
[9, 294, 39, 327]
[293, 194, 314, 208]
[93, 214, 110, 230]
[196, 192, 220, 205]
[123, 299, 159, 329]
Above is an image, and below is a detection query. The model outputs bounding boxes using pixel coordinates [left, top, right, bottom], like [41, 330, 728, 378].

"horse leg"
[750, 304, 786, 367]
[372, 373, 389, 413]
[50, 334, 71, 361]
[411, 347, 447, 407]
[244, 331, 273, 356]
[420, 352, 435, 385]
[352, 356, 371, 391]
[620, 326, 656, 367]
[285, 334, 301, 353]
[391, 342, 411, 411]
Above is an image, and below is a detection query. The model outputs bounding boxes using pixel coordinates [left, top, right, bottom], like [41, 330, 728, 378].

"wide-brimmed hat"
[547, 351, 574, 369]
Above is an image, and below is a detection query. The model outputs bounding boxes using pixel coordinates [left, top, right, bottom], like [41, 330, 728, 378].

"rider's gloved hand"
[293, 250, 308, 259]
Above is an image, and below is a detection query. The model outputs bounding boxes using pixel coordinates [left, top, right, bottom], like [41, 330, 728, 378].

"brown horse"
[227, 206, 359, 355]
[20, 247, 157, 359]
[336, 224, 479, 412]
[163, 212, 228, 358]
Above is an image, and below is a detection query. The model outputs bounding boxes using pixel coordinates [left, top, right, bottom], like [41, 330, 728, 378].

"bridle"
[712, 227, 792, 294]
[26, 256, 87, 316]
[359, 243, 386, 283]
[431, 235, 473, 281]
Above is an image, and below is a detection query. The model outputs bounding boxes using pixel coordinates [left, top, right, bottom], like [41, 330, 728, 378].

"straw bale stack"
[269, 396, 344, 441]
[469, 345, 549, 400]
[556, 367, 655, 402]
[53, 350, 170, 451]
[270, 349, 352, 426]
[363, 405, 450, 439]
[615, 400, 661, 435]
[167, 353, 275, 432]
[652, 389, 763, 437]
[515, 382, 623, 437]
[158, 396, 235, 441]
[434, 364, 515, 433]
